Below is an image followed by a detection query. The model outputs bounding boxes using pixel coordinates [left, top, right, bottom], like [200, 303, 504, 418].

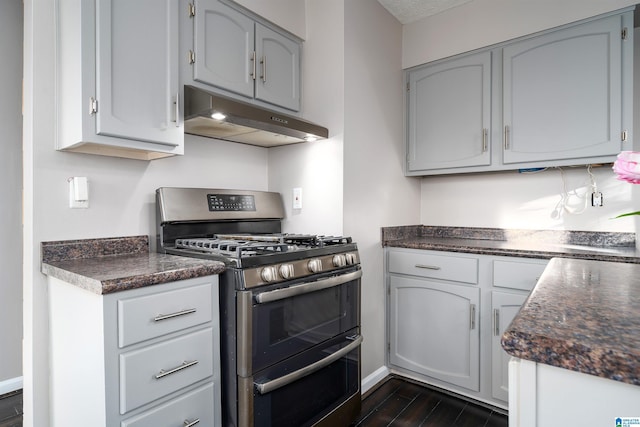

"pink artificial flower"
[612, 151, 640, 184]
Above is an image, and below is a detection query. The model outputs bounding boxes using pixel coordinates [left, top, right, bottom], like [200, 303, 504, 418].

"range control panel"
[207, 194, 256, 212]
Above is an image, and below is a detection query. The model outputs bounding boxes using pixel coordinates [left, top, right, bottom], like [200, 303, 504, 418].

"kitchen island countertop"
[501, 257, 640, 386]
[41, 235, 226, 295]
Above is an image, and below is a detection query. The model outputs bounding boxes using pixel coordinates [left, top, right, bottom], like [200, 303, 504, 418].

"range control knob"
[260, 266, 277, 283]
[345, 253, 357, 265]
[279, 263, 294, 279]
[332, 254, 347, 267]
[307, 258, 323, 273]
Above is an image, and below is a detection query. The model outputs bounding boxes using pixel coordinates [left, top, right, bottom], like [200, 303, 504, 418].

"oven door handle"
[254, 334, 363, 395]
[254, 269, 362, 304]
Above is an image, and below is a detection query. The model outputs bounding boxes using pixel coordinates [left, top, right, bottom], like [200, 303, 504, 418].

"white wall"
[268, 0, 344, 236]
[234, 0, 306, 39]
[403, 0, 638, 68]
[404, 1, 639, 232]
[0, 0, 23, 393]
[23, 1, 269, 425]
[343, 0, 421, 380]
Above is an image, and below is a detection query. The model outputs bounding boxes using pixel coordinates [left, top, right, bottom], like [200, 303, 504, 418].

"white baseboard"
[0, 376, 23, 395]
[361, 366, 390, 395]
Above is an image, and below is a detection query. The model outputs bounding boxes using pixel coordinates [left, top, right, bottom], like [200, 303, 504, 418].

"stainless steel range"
[156, 187, 362, 427]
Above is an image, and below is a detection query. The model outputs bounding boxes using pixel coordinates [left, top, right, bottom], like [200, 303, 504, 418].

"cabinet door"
[407, 51, 491, 172]
[193, 0, 254, 98]
[255, 23, 301, 111]
[95, 0, 181, 146]
[491, 291, 527, 402]
[389, 275, 480, 391]
[503, 15, 623, 164]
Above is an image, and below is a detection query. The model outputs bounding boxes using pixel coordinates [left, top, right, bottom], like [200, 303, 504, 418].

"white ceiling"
[377, 0, 475, 24]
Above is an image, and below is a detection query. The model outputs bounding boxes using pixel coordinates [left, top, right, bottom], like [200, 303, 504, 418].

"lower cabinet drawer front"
[493, 259, 548, 291]
[121, 383, 215, 427]
[118, 282, 213, 348]
[120, 328, 214, 414]
[388, 250, 478, 284]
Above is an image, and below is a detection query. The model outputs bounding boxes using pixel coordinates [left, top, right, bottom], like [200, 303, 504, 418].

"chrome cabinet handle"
[415, 264, 441, 270]
[155, 360, 198, 379]
[255, 269, 362, 304]
[504, 125, 510, 150]
[470, 304, 476, 330]
[255, 335, 363, 395]
[183, 419, 200, 427]
[482, 128, 488, 152]
[493, 309, 500, 336]
[154, 308, 196, 322]
[260, 56, 266, 82]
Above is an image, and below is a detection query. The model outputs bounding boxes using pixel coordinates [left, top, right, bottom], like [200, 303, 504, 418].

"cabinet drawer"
[120, 328, 214, 414]
[388, 250, 478, 284]
[118, 282, 212, 348]
[493, 259, 548, 291]
[121, 383, 215, 427]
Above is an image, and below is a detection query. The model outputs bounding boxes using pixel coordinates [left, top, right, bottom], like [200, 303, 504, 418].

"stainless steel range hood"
[183, 85, 329, 147]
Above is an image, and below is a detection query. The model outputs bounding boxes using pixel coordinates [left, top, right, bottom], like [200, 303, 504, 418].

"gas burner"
[175, 237, 296, 258]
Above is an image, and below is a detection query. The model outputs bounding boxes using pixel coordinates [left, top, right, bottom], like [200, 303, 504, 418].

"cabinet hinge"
[622, 130, 628, 142]
[188, 2, 195, 18]
[406, 82, 410, 92]
[188, 50, 195, 65]
[89, 97, 98, 115]
[622, 27, 628, 40]
[387, 342, 390, 353]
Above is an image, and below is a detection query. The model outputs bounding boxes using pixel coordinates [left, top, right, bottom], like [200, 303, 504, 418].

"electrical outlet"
[591, 192, 603, 207]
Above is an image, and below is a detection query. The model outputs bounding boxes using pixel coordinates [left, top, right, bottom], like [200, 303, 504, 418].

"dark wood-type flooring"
[0, 378, 507, 427]
[0, 390, 22, 427]
[354, 377, 508, 427]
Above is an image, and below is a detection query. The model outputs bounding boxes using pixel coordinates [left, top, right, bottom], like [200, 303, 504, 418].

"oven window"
[252, 331, 360, 427]
[252, 278, 359, 372]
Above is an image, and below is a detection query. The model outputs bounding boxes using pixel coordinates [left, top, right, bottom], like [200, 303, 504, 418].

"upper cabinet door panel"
[95, 0, 181, 146]
[407, 51, 491, 172]
[503, 16, 622, 164]
[193, 0, 254, 98]
[255, 23, 300, 111]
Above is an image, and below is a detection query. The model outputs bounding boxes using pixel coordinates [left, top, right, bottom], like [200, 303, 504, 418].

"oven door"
[237, 267, 361, 375]
[240, 330, 362, 427]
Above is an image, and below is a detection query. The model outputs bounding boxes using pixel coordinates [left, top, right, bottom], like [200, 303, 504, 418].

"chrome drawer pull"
[183, 419, 200, 427]
[415, 264, 441, 270]
[155, 360, 198, 379]
[255, 335, 363, 395]
[154, 308, 197, 322]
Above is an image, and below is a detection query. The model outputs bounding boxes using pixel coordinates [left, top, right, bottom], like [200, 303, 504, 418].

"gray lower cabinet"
[386, 247, 548, 408]
[48, 276, 221, 427]
[389, 275, 480, 391]
[183, 0, 301, 112]
[405, 7, 633, 176]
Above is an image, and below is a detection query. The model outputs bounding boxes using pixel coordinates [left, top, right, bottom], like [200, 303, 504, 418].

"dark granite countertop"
[41, 236, 226, 295]
[381, 225, 640, 263]
[501, 257, 640, 386]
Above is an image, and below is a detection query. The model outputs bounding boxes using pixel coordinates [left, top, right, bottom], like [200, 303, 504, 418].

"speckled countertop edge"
[41, 236, 226, 295]
[381, 225, 640, 263]
[501, 257, 640, 386]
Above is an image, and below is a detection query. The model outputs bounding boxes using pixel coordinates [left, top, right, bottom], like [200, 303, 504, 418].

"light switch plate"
[69, 177, 89, 209]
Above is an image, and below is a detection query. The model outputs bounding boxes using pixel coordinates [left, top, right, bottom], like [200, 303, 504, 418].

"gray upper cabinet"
[185, 0, 301, 112]
[255, 23, 300, 111]
[56, 0, 184, 160]
[193, 0, 254, 99]
[503, 15, 624, 164]
[405, 8, 633, 176]
[407, 51, 491, 172]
